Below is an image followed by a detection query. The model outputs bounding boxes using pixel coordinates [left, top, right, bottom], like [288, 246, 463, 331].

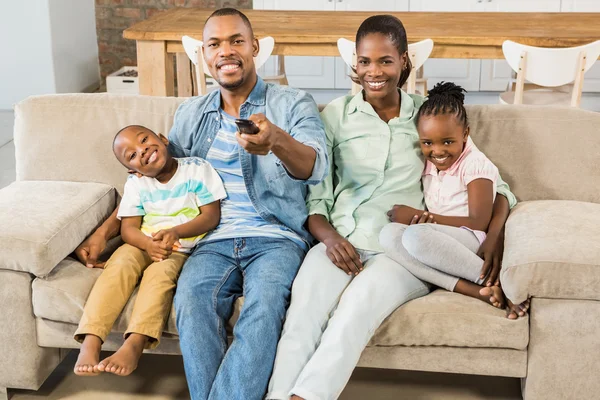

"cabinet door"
[560, 0, 600, 92]
[254, 1, 336, 89]
[334, 0, 410, 89]
[479, 0, 562, 91]
[409, 0, 484, 91]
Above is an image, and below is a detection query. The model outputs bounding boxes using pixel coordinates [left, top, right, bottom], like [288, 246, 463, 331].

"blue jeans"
[174, 237, 305, 400]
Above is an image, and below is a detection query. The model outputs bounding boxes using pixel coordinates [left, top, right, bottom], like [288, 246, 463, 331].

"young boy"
[74, 125, 226, 377]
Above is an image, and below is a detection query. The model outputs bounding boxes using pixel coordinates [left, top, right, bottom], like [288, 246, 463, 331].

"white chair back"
[502, 39, 600, 87]
[337, 38, 434, 95]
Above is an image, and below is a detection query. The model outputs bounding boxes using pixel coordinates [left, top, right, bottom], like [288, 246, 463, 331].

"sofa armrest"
[500, 200, 600, 304]
[0, 181, 116, 277]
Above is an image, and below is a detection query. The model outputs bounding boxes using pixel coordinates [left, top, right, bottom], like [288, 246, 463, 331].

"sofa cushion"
[32, 257, 242, 334]
[33, 258, 527, 350]
[500, 200, 600, 304]
[369, 289, 529, 350]
[0, 181, 116, 277]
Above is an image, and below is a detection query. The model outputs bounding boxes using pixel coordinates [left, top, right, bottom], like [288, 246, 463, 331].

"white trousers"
[267, 242, 430, 400]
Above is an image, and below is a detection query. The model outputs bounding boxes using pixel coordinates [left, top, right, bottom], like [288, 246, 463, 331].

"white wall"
[0, 0, 100, 109]
[49, 0, 100, 93]
[0, 0, 56, 109]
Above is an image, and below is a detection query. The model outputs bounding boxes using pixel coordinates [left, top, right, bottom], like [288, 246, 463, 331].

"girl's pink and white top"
[422, 137, 499, 243]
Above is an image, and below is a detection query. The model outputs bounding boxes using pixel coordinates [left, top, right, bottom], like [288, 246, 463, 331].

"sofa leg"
[0, 387, 8, 400]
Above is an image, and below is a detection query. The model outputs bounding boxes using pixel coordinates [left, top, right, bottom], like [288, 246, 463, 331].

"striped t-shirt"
[201, 109, 307, 249]
[117, 157, 227, 253]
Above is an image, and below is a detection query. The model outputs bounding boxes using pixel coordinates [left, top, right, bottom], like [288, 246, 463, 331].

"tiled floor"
[10, 350, 522, 400]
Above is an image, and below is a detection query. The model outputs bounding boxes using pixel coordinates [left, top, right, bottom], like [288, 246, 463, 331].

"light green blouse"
[308, 90, 516, 252]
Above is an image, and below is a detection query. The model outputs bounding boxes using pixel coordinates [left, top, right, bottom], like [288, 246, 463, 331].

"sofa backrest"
[14, 94, 599, 203]
[466, 104, 599, 204]
[14, 93, 185, 195]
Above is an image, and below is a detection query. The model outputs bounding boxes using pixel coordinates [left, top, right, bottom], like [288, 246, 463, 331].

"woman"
[266, 15, 521, 400]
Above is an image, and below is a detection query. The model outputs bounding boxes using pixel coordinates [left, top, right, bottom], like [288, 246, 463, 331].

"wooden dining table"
[123, 8, 600, 96]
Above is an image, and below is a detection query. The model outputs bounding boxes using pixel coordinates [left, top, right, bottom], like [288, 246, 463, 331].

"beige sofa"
[1, 94, 599, 400]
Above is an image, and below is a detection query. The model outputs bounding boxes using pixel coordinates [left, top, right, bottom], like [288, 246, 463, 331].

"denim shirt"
[167, 77, 328, 244]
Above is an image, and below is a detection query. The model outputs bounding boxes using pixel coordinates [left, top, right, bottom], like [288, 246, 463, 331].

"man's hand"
[152, 229, 181, 252]
[236, 113, 281, 155]
[387, 204, 423, 224]
[477, 229, 505, 287]
[323, 236, 363, 276]
[75, 233, 107, 268]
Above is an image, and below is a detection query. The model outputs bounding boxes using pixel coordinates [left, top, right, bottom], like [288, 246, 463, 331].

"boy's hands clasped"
[145, 229, 181, 262]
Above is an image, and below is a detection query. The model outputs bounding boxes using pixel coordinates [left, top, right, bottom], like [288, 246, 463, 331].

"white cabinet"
[479, 0, 562, 91]
[409, 0, 484, 92]
[255, 0, 409, 89]
[254, 1, 335, 88]
[560, 0, 600, 12]
[560, 0, 600, 92]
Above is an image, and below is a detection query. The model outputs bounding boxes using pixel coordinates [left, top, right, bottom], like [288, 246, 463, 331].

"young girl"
[383, 82, 528, 313]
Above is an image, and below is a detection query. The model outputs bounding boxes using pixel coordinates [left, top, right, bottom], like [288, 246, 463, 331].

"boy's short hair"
[112, 125, 157, 150]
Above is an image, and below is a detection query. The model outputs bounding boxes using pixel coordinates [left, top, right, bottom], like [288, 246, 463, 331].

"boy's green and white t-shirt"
[118, 157, 226, 253]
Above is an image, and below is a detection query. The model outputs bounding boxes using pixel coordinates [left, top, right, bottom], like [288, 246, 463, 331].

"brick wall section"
[95, 0, 252, 80]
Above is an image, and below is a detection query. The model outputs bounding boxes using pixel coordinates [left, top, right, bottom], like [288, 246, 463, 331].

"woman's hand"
[477, 228, 505, 287]
[323, 236, 363, 276]
[74, 232, 107, 268]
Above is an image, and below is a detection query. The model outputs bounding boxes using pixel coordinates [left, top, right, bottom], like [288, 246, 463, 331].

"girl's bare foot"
[74, 335, 102, 376]
[506, 298, 530, 319]
[97, 333, 148, 376]
[478, 285, 506, 309]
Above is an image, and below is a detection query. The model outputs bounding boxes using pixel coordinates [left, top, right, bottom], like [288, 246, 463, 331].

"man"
[75, 8, 327, 400]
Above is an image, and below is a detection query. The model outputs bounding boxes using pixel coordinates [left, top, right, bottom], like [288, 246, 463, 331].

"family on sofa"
[71, 8, 529, 400]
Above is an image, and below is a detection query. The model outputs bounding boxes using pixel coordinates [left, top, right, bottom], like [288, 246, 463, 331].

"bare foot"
[478, 285, 506, 309]
[291, 396, 305, 400]
[506, 298, 530, 319]
[97, 333, 148, 376]
[74, 335, 102, 376]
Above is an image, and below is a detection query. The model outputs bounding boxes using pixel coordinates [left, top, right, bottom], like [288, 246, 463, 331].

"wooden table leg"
[137, 40, 174, 96]
[176, 52, 193, 97]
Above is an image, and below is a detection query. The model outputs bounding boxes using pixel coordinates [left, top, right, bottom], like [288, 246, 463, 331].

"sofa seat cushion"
[500, 200, 600, 304]
[369, 289, 529, 350]
[32, 257, 242, 335]
[0, 181, 116, 277]
[33, 258, 527, 350]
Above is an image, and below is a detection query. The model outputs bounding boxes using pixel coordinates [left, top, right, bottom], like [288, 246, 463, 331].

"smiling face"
[113, 126, 170, 177]
[202, 14, 258, 91]
[418, 114, 469, 171]
[355, 32, 407, 101]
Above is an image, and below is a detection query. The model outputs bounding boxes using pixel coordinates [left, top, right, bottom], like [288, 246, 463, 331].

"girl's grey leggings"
[379, 222, 485, 291]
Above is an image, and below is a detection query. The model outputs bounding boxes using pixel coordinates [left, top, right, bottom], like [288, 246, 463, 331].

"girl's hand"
[409, 211, 436, 225]
[477, 229, 504, 287]
[323, 236, 363, 276]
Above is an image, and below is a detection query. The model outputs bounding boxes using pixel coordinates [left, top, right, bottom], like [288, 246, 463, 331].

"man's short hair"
[205, 8, 254, 37]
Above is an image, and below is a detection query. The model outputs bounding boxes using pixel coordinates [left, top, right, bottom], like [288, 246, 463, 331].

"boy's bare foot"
[97, 333, 148, 376]
[74, 335, 102, 376]
[478, 285, 506, 309]
[506, 298, 530, 319]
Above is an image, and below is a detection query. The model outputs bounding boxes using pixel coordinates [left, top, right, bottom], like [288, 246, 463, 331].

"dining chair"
[500, 40, 600, 107]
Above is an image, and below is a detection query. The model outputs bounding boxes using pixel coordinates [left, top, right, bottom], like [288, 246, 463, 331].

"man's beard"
[216, 75, 245, 90]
